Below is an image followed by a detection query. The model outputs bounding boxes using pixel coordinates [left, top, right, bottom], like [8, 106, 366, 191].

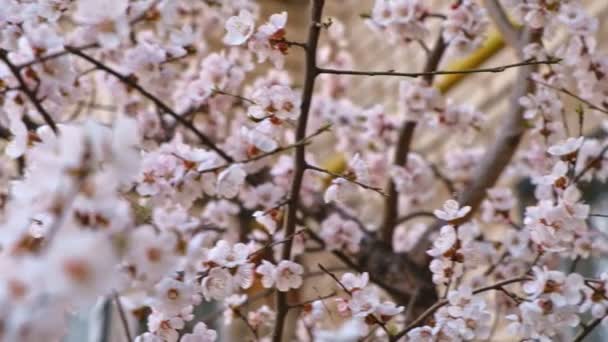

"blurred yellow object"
[437, 29, 505, 94]
[321, 29, 506, 172]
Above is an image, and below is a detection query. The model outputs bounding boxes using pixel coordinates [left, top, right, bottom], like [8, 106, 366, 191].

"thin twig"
[65, 46, 233, 162]
[233, 307, 260, 341]
[0, 50, 58, 132]
[573, 318, 602, 342]
[429, 162, 456, 195]
[317, 58, 559, 78]
[247, 229, 307, 260]
[390, 276, 531, 341]
[534, 79, 608, 115]
[395, 211, 436, 225]
[572, 144, 608, 183]
[304, 229, 412, 304]
[113, 291, 133, 342]
[15, 43, 99, 70]
[212, 88, 256, 105]
[318, 264, 391, 336]
[198, 124, 331, 174]
[287, 292, 336, 309]
[305, 164, 386, 196]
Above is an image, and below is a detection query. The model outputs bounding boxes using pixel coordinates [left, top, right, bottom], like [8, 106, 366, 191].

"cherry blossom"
[181, 322, 217, 342]
[202, 268, 234, 301]
[547, 136, 585, 160]
[248, 12, 289, 68]
[443, 0, 488, 55]
[224, 10, 255, 46]
[427, 225, 457, 257]
[217, 164, 247, 198]
[255, 260, 303, 292]
[434, 199, 472, 222]
[319, 214, 364, 253]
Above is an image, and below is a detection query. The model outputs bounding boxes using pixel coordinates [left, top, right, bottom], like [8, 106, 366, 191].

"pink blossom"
[434, 199, 471, 222]
[224, 10, 255, 46]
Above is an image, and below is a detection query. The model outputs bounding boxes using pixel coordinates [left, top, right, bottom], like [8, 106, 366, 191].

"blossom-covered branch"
[0, 50, 58, 132]
[66, 46, 233, 161]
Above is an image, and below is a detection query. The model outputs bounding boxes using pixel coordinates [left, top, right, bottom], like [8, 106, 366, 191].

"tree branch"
[574, 318, 602, 342]
[316, 58, 558, 79]
[197, 124, 331, 174]
[410, 28, 541, 259]
[65, 47, 234, 162]
[0, 50, 58, 133]
[15, 44, 98, 70]
[395, 211, 435, 226]
[390, 276, 531, 341]
[113, 291, 133, 342]
[305, 163, 387, 196]
[272, 1, 325, 341]
[380, 34, 447, 243]
[318, 264, 391, 336]
[533, 78, 608, 115]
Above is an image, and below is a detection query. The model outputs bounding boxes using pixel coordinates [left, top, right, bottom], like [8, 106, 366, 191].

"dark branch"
[390, 276, 531, 341]
[317, 58, 559, 79]
[272, 1, 325, 341]
[0, 50, 58, 133]
[65, 46, 234, 162]
[305, 163, 387, 196]
[534, 78, 608, 115]
[574, 318, 602, 342]
[113, 291, 133, 342]
[380, 34, 447, 243]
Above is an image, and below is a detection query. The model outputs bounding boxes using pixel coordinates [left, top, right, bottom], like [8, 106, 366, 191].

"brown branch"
[287, 292, 336, 309]
[198, 124, 331, 174]
[269, 39, 308, 50]
[411, 28, 541, 258]
[390, 276, 531, 341]
[573, 144, 608, 183]
[304, 227, 414, 304]
[316, 58, 559, 79]
[318, 264, 391, 336]
[533, 79, 608, 115]
[305, 163, 387, 196]
[201, 290, 273, 323]
[15, 43, 98, 70]
[395, 211, 435, 226]
[212, 88, 256, 105]
[0, 50, 58, 133]
[429, 162, 456, 195]
[574, 318, 602, 342]
[233, 307, 260, 341]
[380, 34, 447, 244]
[113, 291, 133, 342]
[272, 1, 325, 341]
[64, 46, 234, 162]
[318, 264, 352, 295]
[247, 229, 307, 260]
